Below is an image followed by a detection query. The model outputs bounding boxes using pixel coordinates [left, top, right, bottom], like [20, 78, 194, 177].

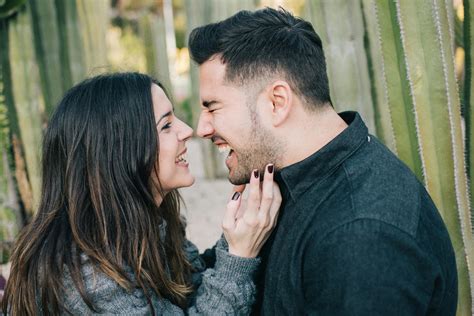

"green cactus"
[464, 0, 474, 233]
[28, 0, 63, 115]
[139, 12, 173, 99]
[396, 2, 473, 313]
[360, 0, 474, 314]
[305, 0, 376, 135]
[76, 0, 108, 75]
[54, 0, 86, 88]
[0, 46, 21, 265]
[6, 5, 43, 216]
[0, 0, 26, 19]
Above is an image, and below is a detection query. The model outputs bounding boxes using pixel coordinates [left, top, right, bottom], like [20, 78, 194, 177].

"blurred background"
[1, 0, 474, 313]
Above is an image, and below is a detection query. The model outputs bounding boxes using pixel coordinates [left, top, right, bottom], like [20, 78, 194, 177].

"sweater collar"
[275, 111, 369, 202]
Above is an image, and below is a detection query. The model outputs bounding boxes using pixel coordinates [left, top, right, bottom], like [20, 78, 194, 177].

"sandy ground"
[181, 138, 233, 251]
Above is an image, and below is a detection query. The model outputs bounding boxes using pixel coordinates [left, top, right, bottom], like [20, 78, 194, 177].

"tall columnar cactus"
[358, 0, 474, 314]
[54, 0, 86, 89]
[54, 0, 107, 89]
[28, 0, 63, 116]
[76, 0, 108, 75]
[0, 0, 108, 223]
[28, 0, 107, 115]
[360, 0, 425, 187]
[0, 45, 21, 264]
[139, 12, 173, 99]
[465, 0, 474, 232]
[305, 0, 376, 135]
[0, 0, 26, 19]
[6, 5, 44, 216]
[0, 18, 28, 225]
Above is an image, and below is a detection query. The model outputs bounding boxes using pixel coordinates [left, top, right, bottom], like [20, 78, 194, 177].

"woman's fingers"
[257, 164, 274, 228]
[269, 182, 282, 228]
[222, 190, 241, 231]
[243, 169, 261, 224]
[233, 184, 246, 195]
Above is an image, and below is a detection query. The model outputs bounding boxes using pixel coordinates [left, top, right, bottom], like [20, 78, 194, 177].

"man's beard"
[228, 117, 283, 185]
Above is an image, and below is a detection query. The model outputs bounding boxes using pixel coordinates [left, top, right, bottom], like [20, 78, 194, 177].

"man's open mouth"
[217, 144, 234, 160]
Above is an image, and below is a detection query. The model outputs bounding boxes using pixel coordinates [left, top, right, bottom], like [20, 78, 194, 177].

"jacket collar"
[275, 111, 369, 202]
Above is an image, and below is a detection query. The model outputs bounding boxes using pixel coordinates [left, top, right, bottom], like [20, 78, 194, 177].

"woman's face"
[152, 84, 195, 193]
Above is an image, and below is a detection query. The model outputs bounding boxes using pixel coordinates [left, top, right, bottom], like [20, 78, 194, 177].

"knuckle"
[245, 218, 259, 228]
[258, 213, 270, 225]
[262, 194, 273, 202]
[222, 222, 231, 231]
[250, 191, 260, 200]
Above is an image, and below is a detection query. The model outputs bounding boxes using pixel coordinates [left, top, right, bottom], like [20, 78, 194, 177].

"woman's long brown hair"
[2, 73, 191, 315]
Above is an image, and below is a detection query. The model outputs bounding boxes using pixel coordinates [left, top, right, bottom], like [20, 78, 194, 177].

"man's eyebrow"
[156, 110, 172, 125]
[202, 100, 218, 108]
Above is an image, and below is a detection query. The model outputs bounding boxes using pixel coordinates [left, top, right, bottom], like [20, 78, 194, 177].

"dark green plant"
[0, 0, 26, 19]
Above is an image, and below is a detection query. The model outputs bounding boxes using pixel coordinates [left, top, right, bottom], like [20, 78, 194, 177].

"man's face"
[197, 57, 281, 184]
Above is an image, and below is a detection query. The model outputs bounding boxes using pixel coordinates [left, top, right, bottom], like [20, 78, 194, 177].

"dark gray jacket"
[254, 112, 457, 316]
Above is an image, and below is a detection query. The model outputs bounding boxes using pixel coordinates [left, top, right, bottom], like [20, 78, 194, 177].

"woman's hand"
[222, 164, 282, 258]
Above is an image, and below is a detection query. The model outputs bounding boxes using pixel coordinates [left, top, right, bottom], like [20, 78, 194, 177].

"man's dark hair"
[188, 7, 331, 109]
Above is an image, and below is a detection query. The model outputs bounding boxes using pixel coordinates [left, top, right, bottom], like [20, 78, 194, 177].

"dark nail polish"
[267, 164, 274, 173]
[254, 170, 259, 178]
[232, 192, 240, 200]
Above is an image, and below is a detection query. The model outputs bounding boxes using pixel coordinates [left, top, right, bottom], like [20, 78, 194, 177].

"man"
[188, 7, 457, 315]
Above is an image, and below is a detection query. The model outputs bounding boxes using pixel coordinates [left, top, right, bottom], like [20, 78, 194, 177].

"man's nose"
[196, 112, 214, 139]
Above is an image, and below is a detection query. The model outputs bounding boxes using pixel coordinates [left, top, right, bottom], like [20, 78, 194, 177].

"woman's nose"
[179, 120, 194, 141]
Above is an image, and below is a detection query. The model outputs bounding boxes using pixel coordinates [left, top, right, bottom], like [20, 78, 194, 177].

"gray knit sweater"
[61, 238, 260, 315]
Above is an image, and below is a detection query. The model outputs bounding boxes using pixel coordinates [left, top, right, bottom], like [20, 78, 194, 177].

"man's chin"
[228, 177, 249, 185]
[227, 169, 250, 185]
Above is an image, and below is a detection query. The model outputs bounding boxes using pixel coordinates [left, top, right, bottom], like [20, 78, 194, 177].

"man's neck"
[279, 108, 348, 168]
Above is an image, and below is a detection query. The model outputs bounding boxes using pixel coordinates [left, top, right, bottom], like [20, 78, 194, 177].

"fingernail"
[253, 170, 259, 178]
[232, 192, 240, 200]
[267, 164, 274, 173]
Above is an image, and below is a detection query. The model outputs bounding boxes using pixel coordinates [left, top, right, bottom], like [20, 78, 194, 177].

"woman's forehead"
[151, 84, 172, 114]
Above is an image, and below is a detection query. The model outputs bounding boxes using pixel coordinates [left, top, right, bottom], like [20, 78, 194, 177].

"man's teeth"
[176, 153, 187, 163]
[218, 145, 232, 156]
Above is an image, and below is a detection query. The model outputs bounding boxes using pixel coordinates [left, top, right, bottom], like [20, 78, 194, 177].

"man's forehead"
[199, 57, 227, 83]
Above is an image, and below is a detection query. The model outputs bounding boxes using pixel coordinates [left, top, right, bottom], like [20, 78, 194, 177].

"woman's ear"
[268, 80, 293, 127]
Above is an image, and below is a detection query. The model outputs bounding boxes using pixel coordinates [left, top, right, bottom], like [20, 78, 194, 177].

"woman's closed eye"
[161, 122, 172, 131]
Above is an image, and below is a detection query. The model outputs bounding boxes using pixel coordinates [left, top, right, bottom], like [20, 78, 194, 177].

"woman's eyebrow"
[156, 111, 172, 125]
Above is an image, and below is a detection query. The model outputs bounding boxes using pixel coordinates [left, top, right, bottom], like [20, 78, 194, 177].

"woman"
[2, 73, 281, 315]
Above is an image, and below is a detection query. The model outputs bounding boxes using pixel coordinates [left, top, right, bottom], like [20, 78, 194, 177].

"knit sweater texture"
[60, 238, 259, 315]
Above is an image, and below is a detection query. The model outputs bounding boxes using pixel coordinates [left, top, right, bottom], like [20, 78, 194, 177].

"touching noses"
[196, 112, 214, 139]
[178, 120, 193, 142]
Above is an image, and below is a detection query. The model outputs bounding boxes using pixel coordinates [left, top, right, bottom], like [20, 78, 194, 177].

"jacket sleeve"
[302, 218, 455, 316]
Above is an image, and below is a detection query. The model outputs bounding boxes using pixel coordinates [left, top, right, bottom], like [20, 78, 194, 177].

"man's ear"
[268, 80, 292, 127]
